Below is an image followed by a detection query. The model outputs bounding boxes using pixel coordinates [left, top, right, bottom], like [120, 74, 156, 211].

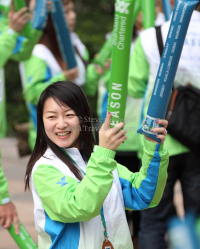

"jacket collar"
[44, 147, 87, 173]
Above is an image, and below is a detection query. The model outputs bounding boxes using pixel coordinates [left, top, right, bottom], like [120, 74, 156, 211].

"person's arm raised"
[116, 119, 169, 211]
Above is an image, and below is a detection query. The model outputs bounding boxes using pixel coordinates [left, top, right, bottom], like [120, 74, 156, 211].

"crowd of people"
[0, 0, 200, 248]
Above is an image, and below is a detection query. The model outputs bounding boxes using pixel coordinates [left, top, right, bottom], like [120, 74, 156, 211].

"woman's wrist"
[94, 145, 116, 159]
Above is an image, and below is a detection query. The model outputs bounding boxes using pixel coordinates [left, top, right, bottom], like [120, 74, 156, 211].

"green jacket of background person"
[85, 56, 143, 155]
[0, 8, 42, 205]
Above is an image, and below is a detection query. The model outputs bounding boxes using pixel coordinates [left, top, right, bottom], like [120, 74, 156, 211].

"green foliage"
[75, 0, 114, 58]
[5, 61, 29, 136]
[5, 0, 115, 135]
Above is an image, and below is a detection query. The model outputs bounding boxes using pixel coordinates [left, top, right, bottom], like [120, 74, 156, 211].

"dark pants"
[139, 151, 200, 249]
[115, 153, 140, 237]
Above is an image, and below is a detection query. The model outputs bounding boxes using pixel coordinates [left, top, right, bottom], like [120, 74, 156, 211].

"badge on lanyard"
[102, 236, 114, 249]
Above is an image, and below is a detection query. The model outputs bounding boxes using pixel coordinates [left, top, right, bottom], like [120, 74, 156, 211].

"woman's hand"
[99, 112, 127, 151]
[64, 67, 79, 81]
[145, 119, 168, 144]
[8, 4, 30, 33]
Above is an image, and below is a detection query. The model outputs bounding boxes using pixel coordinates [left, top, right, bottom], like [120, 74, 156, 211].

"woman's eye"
[66, 114, 74, 117]
[48, 116, 55, 119]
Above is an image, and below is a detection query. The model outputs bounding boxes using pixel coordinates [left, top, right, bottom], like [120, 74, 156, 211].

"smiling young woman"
[25, 81, 169, 249]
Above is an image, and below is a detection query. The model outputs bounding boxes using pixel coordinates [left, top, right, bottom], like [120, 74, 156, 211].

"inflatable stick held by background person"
[33, 0, 48, 31]
[0, 0, 11, 13]
[13, 0, 33, 38]
[132, 0, 141, 24]
[50, 0, 77, 69]
[142, 0, 155, 29]
[162, 0, 173, 21]
[93, 0, 141, 70]
[8, 221, 38, 249]
[137, 0, 199, 143]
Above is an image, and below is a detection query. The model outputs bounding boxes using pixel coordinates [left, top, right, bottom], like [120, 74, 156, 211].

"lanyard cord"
[60, 148, 108, 238]
[100, 207, 108, 237]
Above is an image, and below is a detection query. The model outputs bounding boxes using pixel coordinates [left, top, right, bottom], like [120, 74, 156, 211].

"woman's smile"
[56, 131, 71, 137]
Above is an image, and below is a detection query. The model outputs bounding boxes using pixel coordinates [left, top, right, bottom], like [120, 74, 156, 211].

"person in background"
[0, 154, 19, 234]
[0, 1, 36, 234]
[20, 0, 89, 151]
[25, 81, 169, 249]
[0, 2, 42, 67]
[128, 0, 200, 248]
[155, 0, 166, 26]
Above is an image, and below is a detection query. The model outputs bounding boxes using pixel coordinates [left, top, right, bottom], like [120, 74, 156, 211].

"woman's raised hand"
[99, 112, 127, 151]
[145, 119, 168, 144]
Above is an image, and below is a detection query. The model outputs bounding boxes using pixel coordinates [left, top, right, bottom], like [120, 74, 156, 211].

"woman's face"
[63, 0, 76, 32]
[135, 12, 143, 31]
[43, 97, 81, 149]
[29, 0, 76, 31]
[156, 0, 163, 14]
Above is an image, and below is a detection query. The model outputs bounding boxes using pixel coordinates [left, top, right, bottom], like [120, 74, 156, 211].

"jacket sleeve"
[0, 27, 19, 68]
[117, 138, 169, 210]
[128, 36, 150, 99]
[11, 29, 43, 62]
[84, 64, 101, 96]
[33, 146, 116, 223]
[83, 47, 89, 61]
[23, 55, 66, 105]
[0, 151, 10, 205]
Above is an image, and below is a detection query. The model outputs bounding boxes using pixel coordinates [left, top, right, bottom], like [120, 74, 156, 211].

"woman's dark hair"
[25, 81, 95, 190]
[196, 3, 200, 11]
[39, 14, 60, 51]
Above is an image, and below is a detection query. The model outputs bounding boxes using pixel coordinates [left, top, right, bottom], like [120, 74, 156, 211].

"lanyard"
[60, 148, 109, 239]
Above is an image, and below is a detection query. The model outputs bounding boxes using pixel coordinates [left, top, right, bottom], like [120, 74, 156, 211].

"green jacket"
[0, 12, 42, 138]
[0, 12, 42, 204]
[31, 140, 169, 248]
[0, 13, 42, 67]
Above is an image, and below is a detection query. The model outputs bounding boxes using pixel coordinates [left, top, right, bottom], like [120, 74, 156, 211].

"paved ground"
[0, 138, 37, 249]
[0, 137, 184, 249]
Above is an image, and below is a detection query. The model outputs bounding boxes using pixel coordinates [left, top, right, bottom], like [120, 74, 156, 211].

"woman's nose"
[57, 117, 67, 129]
